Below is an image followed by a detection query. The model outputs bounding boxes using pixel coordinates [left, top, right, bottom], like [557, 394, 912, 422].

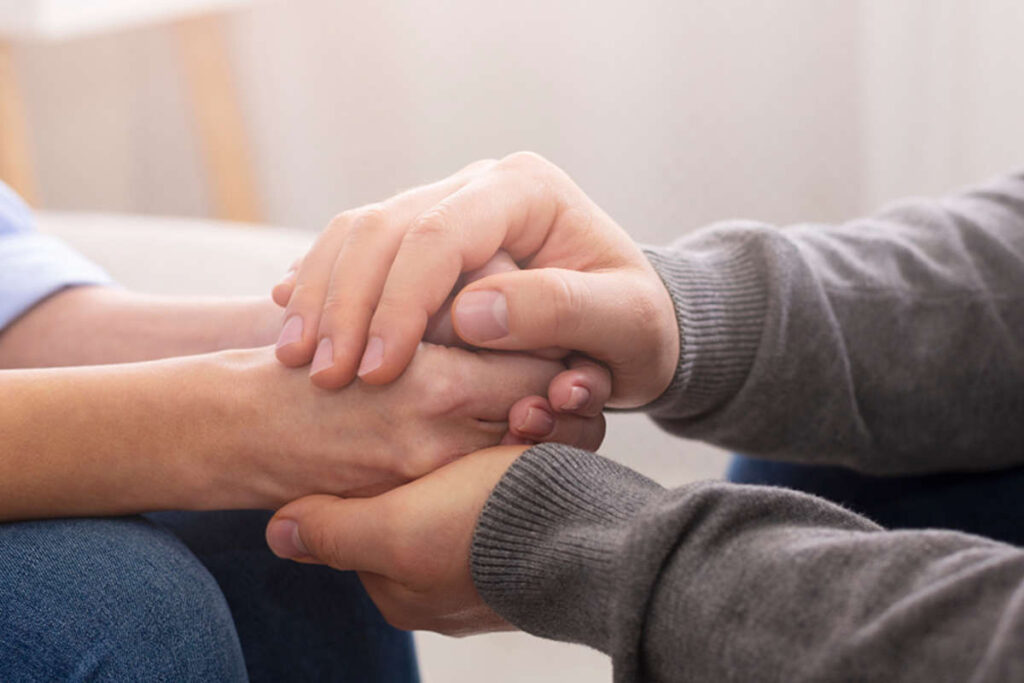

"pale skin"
[0, 286, 281, 368]
[267, 152, 680, 634]
[0, 282, 598, 522]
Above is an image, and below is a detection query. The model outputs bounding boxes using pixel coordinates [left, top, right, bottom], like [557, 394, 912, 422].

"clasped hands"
[263, 152, 680, 635]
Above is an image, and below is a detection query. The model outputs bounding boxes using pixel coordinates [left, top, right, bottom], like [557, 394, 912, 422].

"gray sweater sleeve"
[471, 444, 1024, 682]
[642, 171, 1024, 474]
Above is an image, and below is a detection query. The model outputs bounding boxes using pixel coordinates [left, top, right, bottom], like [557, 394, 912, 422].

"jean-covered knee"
[0, 516, 247, 683]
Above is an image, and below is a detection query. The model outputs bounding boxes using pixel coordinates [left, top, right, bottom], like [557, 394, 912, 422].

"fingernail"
[454, 290, 509, 342]
[358, 336, 384, 377]
[519, 406, 555, 437]
[561, 385, 591, 412]
[310, 338, 334, 376]
[276, 315, 304, 348]
[267, 519, 308, 558]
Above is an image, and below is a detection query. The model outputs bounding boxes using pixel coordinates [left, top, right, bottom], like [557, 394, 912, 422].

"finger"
[282, 159, 497, 374]
[275, 222, 352, 367]
[452, 268, 658, 392]
[423, 250, 520, 347]
[308, 175, 487, 386]
[306, 206, 415, 387]
[462, 249, 519, 285]
[424, 297, 460, 347]
[547, 356, 612, 417]
[357, 162, 563, 385]
[507, 395, 606, 451]
[271, 258, 302, 307]
[451, 347, 564, 422]
[266, 494, 394, 577]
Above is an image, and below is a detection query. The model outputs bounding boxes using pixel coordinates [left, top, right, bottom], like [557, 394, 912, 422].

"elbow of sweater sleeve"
[640, 222, 771, 423]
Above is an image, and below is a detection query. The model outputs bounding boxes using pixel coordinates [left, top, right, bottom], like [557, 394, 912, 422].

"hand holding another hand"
[214, 346, 601, 509]
[265, 445, 528, 636]
[274, 152, 679, 411]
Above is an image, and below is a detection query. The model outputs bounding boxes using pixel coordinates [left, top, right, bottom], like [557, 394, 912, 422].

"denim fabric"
[0, 512, 418, 682]
[148, 510, 419, 682]
[727, 455, 1024, 546]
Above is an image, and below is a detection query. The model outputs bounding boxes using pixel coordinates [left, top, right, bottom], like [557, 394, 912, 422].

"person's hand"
[210, 347, 602, 509]
[265, 445, 528, 635]
[272, 152, 678, 410]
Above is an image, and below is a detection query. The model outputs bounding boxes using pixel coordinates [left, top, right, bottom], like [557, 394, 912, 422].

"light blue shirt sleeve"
[0, 181, 113, 332]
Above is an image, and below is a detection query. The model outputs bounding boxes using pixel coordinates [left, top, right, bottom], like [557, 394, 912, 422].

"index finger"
[357, 165, 560, 384]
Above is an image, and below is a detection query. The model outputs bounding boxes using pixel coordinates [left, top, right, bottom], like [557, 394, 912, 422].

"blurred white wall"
[859, 1, 1024, 206]
[11, 0, 1024, 243]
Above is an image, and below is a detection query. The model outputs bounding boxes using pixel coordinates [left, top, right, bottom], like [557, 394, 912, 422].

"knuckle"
[501, 150, 550, 171]
[326, 204, 388, 242]
[630, 280, 668, 352]
[418, 348, 472, 409]
[461, 157, 498, 175]
[393, 441, 449, 481]
[391, 451, 425, 482]
[424, 367, 459, 407]
[406, 205, 455, 244]
[543, 269, 589, 340]
[326, 211, 350, 233]
[348, 204, 389, 239]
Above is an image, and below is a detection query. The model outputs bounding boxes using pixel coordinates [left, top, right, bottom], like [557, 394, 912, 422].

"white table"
[0, 0, 261, 223]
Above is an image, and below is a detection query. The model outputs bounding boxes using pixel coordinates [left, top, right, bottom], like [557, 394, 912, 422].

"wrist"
[167, 347, 276, 510]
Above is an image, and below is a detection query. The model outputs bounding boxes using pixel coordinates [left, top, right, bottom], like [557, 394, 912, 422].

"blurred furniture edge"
[36, 211, 304, 296]
[0, 0, 262, 223]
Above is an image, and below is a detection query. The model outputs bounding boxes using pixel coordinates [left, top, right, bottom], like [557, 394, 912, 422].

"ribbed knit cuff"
[641, 241, 768, 421]
[470, 443, 663, 652]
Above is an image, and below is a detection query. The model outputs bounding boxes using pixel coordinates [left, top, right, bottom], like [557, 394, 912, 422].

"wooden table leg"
[175, 14, 262, 224]
[0, 41, 38, 205]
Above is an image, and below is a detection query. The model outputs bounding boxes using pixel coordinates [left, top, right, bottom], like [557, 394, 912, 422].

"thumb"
[266, 494, 392, 575]
[452, 267, 649, 368]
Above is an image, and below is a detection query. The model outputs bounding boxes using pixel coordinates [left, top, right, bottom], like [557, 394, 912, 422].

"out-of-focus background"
[7, 1, 1024, 238]
[4, 1, 1024, 681]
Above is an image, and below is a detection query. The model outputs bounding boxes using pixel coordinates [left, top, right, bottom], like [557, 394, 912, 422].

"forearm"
[644, 171, 1024, 473]
[472, 445, 1024, 682]
[0, 351, 256, 520]
[0, 287, 281, 368]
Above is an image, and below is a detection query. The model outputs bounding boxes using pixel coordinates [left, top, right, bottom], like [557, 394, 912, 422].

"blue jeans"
[0, 510, 419, 682]
[728, 456, 1024, 546]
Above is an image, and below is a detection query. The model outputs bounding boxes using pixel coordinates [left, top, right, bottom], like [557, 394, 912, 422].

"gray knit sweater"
[470, 172, 1024, 681]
